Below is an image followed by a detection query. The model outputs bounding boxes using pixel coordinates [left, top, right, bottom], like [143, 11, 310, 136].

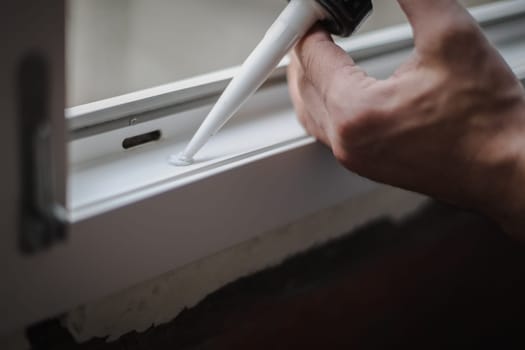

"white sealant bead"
[169, 153, 194, 167]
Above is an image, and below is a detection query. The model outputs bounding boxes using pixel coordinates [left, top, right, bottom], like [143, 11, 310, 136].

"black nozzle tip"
[317, 0, 373, 37]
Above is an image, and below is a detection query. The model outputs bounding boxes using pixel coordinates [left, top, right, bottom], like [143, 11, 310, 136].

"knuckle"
[332, 143, 352, 167]
[332, 143, 364, 173]
[444, 17, 478, 39]
[327, 79, 395, 141]
[332, 104, 379, 141]
[331, 115, 353, 142]
[434, 17, 483, 57]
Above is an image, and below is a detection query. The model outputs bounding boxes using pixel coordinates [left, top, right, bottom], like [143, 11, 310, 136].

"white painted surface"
[68, 85, 308, 218]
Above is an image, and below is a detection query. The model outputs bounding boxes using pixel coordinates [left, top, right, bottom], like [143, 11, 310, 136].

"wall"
[66, 0, 498, 106]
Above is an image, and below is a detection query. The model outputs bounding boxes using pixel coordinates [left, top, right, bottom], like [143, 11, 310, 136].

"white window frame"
[2, 0, 525, 336]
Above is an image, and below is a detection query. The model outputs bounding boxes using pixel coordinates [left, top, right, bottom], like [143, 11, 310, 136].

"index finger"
[294, 27, 369, 100]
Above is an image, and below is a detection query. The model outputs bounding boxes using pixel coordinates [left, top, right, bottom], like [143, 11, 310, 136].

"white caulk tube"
[171, 0, 328, 166]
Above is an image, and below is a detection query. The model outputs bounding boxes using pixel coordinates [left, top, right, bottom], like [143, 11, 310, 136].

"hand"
[287, 0, 525, 237]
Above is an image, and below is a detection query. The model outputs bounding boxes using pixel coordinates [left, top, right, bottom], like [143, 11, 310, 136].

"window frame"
[2, 0, 525, 337]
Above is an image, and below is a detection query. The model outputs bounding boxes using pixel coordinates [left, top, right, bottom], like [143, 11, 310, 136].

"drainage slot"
[122, 130, 161, 149]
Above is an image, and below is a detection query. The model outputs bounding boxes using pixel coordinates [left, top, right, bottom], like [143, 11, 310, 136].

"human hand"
[287, 0, 525, 236]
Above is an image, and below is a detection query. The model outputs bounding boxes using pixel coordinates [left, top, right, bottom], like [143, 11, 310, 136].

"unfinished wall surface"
[64, 187, 427, 342]
[29, 201, 525, 349]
